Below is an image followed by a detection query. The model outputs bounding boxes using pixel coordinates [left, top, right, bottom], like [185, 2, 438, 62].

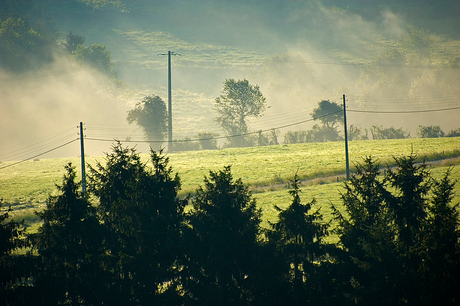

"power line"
[85, 110, 344, 144]
[85, 100, 460, 145]
[0, 138, 79, 170]
[0, 131, 78, 161]
[348, 106, 460, 114]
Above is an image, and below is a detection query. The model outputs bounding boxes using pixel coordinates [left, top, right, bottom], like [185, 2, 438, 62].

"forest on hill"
[1, 0, 460, 159]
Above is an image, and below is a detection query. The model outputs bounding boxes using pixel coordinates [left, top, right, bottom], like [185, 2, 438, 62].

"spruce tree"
[420, 169, 460, 304]
[267, 173, 331, 304]
[32, 163, 103, 305]
[333, 157, 400, 305]
[88, 142, 186, 304]
[186, 166, 261, 305]
[0, 199, 29, 305]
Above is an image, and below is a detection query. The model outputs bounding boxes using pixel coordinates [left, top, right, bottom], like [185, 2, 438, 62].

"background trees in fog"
[215, 79, 267, 148]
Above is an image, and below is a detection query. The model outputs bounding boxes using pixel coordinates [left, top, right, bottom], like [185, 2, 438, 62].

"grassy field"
[1, 137, 459, 231]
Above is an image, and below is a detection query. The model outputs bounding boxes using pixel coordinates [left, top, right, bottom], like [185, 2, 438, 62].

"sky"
[1, 0, 459, 161]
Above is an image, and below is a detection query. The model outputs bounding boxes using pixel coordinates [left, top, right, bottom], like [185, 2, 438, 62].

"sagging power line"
[0, 138, 79, 170]
[1, 94, 458, 168]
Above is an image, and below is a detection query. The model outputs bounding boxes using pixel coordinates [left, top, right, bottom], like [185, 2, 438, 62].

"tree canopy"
[215, 79, 267, 147]
[310, 100, 343, 129]
[126, 94, 168, 146]
[2, 143, 460, 305]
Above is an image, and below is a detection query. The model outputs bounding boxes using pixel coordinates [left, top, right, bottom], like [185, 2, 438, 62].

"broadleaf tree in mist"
[214, 79, 267, 147]
[72, 42, 117, 79]
[64, 31, 85, 53]
[310, 100, 343, 142]
[0, 17, 54, 72]
[127, 94, 168, 146]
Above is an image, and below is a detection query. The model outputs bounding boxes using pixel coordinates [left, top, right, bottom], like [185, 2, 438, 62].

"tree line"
[1, 142, 459, 305]
[128, 86, 460, 151]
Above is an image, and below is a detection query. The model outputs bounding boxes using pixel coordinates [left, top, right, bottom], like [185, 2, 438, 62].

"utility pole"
[79, 122, 86, 195]
[159, 51, 180, 152]
[343, 94, 350, 180]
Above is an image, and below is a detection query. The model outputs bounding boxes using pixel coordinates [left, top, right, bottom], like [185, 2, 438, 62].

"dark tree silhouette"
[333, 155, 460, 305]
[267, 174, 333, 304]
[31, 163, 103, 305]
[332, 157, 400, 305]
[186, 166, 262, 305]
[88, 142, 186, 305]
[310, 100, 343, 141]
[0, 199, 29, 305]
[419, 169, 460, 304]
[311, 100, 343, 129]
[127, 94, 168, 146]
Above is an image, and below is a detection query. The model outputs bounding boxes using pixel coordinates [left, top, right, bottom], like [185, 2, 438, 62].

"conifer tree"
[420, 169, 460, 304]
[334, 156, 460, 304]
[186, 166, 261, 305]
[268, 173, 332, 304]
[88, 142, 186, 304]
[0, 199, 29, 305]
[32, 163, 103, 305]
[332, 157, 400, 305]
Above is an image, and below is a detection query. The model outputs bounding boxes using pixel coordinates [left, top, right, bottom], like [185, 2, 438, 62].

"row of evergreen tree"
[1, 142, 459, 305]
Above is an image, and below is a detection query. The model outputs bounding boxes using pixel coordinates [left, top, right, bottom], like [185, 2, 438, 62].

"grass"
[1, 137, 459, 232]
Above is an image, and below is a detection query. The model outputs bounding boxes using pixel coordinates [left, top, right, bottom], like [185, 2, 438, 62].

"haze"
[1, 0, 459, 161]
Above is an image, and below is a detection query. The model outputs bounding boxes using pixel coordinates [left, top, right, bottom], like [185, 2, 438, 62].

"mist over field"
[1, 0, 459, 160]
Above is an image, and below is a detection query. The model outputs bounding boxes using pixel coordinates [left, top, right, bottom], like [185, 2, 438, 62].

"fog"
[1, 0, 459, 161]
[0, 57, 133, 160]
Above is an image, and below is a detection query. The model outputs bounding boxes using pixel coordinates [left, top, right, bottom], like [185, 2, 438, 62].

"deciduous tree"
[127, 94, 168, 146]
[215, 79, 267, 147]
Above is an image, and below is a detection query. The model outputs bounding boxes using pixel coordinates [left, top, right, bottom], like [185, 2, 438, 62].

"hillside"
[2, 137, 459, 230]
[1, 0, 460, 160]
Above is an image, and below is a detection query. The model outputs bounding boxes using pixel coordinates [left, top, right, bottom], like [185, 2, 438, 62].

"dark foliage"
[267, 174, 335, 304]
[31, 163, 104, 305]
[72, 42, 117, 78]
[88, 142, 186, 305]
[311, 100, 343, 130]
[127, 95, 168, 146]
[0, 199, 30, 305]
[333, 156, 460, 305]
[185, 166, 262, 305]
[5, 146, 460, 305]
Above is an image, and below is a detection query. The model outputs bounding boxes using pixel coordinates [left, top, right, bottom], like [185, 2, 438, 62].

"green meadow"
[1, 137, 459, 231]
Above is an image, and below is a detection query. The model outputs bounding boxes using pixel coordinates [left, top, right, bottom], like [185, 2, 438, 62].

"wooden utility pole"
[79, 122, 86, 195]
[159, 51, 180, 152]
[343, 94, 350, 180]
[167, 51, 172, 152]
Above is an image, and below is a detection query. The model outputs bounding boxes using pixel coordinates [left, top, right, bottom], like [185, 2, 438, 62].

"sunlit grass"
[1, 137, 459, 234]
